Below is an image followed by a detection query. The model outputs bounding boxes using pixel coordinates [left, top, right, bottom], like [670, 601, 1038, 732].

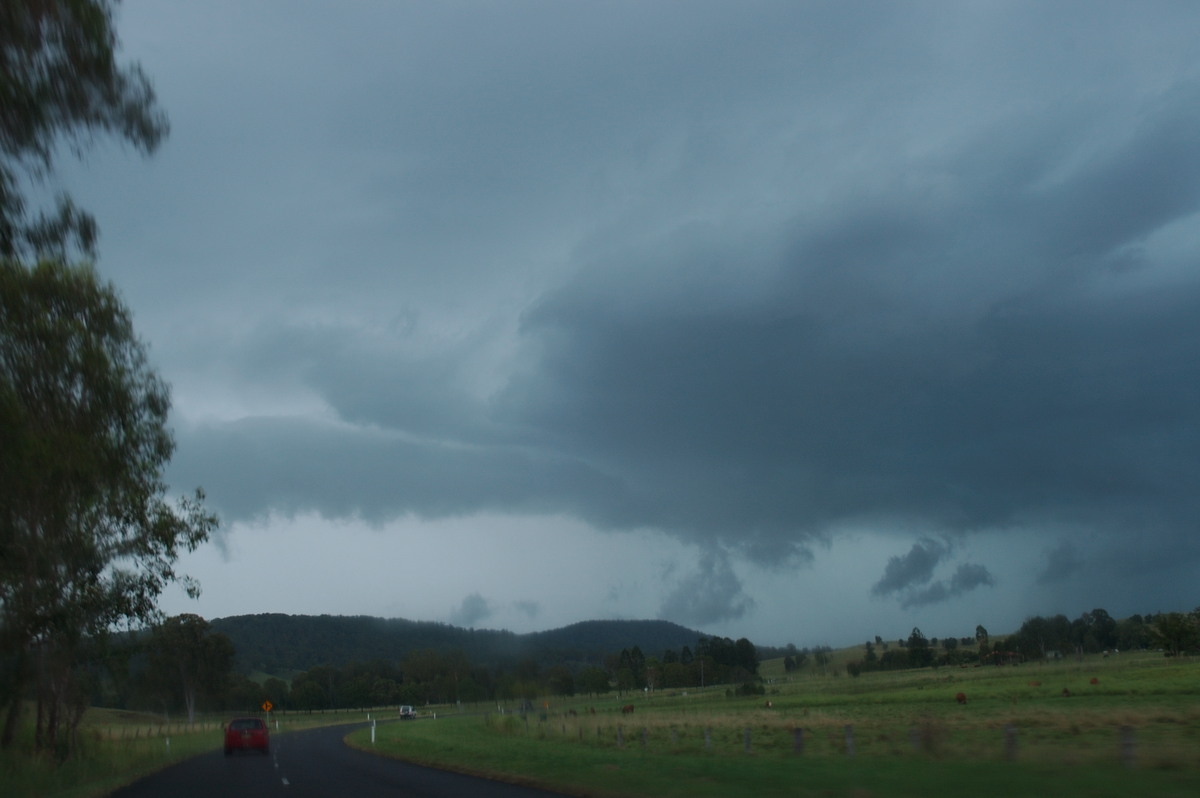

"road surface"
[110, 722, 571, 797]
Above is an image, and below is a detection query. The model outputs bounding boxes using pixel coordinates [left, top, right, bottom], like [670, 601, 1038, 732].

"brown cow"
[955, 692, 967, 705]
[1089, 677, 1099, 685]
[1028, 681, 1041, 687]
[1061, 688, 1071, 697]
[621, 704, 635, 715]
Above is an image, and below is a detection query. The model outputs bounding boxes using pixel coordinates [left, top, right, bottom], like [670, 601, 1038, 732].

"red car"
[224, 717, 270, 756]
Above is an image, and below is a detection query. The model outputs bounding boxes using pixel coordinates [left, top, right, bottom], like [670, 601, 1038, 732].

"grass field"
[348, 651, 1200, 798]
[4, 650, 1198, 797]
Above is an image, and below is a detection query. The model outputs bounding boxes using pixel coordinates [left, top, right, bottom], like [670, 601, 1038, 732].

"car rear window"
[230, 719, 265, 730]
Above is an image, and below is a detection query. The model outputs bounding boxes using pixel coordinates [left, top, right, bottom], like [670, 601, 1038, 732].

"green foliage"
[576, 667, 610, 696]
[141, 615, 235, 722]
[730, 681, 765, 696]
[0, 260, 216, 754]
[1151, 611, 1200, 657]
[0, 0, 168, 259]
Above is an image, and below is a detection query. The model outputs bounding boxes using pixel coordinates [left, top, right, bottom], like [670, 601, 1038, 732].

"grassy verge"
[0, 706, 379, 798]
[349, 653, 1200, 798]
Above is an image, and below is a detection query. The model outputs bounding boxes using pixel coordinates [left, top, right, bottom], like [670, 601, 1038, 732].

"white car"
[399, 705, 416, 719]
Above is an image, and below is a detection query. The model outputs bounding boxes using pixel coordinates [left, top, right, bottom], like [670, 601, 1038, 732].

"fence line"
[485, 712, 1148, 768]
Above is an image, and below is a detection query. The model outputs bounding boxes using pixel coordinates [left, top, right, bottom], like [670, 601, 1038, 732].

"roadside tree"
[0, 0, 168, 259]
[1150, 612, 1200, 657]
[0, 260, 216, 752]
[144, 614, 234, 723]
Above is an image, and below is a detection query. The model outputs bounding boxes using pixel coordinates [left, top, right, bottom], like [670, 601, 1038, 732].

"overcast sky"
[53, 0, 1200, 648]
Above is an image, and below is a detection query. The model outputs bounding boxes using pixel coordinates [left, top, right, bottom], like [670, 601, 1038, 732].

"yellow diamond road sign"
[262, 700, 273, 713]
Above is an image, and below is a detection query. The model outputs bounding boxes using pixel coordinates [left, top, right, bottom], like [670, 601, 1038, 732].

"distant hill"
[522, 619, 709, 666]
[210, 614, 711, 675]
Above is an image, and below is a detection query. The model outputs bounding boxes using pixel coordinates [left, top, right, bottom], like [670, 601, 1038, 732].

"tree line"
[840, 609, 1200, 676]
[1007, 608, 1199, 660]
[85, 620, 764, 717]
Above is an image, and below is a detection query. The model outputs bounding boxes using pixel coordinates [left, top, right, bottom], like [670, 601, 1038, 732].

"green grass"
[6, 650, 1198, 797]
[349, 652, 1200, 798]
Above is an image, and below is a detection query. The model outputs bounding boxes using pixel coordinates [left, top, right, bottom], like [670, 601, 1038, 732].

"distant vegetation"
[841, 609, 1195, 677]
[42, 606, 1199, 725]
[86, 614, 763, 716]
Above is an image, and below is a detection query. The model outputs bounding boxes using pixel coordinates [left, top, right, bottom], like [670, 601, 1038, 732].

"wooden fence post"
[844, 724, 855, 757]
[792, 727, 804, 755]
[743, 727, 751, 753]
[1004, 724, 1018, 762]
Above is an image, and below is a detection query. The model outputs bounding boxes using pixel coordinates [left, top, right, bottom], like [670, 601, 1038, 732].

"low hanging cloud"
[1037, 541, 1084, 585]
[901, 563, 996, 609]
[449, 592, 492, 627]
[871, 540, 995, 609]
[872, 539, 948, 597]
[658, 551, 755, 628]
[514, 600, 541, 620]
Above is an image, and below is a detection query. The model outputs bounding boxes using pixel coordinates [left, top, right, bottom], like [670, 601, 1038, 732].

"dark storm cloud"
[1037, 541, 1084, 585]
[901, 563, 996, 609]
[138, 1, 1200, 619]
[491, 76, 1200, 572]
[168, 414, 623, 525]
[658, 551, 755, 627]
[872, 540, 947, 597]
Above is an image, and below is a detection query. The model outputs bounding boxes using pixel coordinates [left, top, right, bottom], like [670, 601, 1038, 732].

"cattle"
[1089, 677, 1099, 685]
[1062, 688, 1071, 697]
[1028, 681, 1041, 687]
[621, 704, 635, 715]
[764, 700, 773, 709]
[955, 692, 967, 705]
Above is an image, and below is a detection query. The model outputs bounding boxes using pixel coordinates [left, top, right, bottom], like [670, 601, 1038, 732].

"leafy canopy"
[0, 260, 216, 752]
[0, 0, 168, 258]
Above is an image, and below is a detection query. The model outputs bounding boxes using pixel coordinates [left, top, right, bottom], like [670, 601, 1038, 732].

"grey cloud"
[949, 564, 995, 594]
[1037, 541, 1084, 585]
[902, 563, 996, 609]
[514, 601, 540, 619]
[450, 593, 491, 627]
[872, 540, 948, 597]
[167, 415, 625, 526]
[140, 2, 1200, 610]
[658, 551, 755, 627]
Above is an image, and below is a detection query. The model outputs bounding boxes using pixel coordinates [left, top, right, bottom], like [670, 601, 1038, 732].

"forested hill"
[210, 614, 709, 675]
[522, 620, 707, 665]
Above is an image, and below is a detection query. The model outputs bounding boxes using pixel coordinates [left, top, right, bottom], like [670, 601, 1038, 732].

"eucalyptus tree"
[1, 0, 168, 259]
[144, 614, 234, 724]
[0, 260, 216, 752]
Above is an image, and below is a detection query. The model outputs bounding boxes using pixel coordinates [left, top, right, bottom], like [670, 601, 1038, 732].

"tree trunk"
[0, 697, 21, 748]
[184, 685, 196, 724]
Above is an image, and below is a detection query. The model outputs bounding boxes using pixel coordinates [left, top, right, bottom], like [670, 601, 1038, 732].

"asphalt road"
[110, 722, 571, 798]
